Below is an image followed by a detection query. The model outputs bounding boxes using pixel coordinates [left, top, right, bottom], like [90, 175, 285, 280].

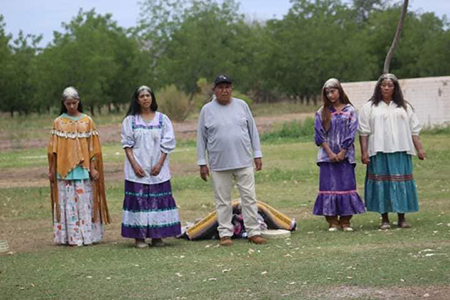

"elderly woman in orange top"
[48, 87, 110, 246]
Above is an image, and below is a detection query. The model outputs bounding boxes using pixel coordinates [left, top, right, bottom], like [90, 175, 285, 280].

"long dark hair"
[124, 86, 158, 117]
[370, 73, 407, 110]
[321, 78, 353, 131]
[59, 86, 83, 115]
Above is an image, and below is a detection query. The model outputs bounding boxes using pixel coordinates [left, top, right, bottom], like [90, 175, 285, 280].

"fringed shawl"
[48, 114, 111, 224]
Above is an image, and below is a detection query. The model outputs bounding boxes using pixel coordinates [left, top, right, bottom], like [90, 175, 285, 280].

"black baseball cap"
[214, 74, 233, 87]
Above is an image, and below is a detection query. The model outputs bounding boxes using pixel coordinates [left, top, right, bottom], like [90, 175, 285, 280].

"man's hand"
[254, 158, 262, 171]
[200, 165, 210, 181]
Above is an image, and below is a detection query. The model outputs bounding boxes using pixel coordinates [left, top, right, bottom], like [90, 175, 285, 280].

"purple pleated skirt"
[121, 180, 181, 239]
[313, 161, 365, 216]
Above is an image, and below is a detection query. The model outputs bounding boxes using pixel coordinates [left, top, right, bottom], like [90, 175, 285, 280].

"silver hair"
[62, 87, 80, 100]
[137, 85, 152, 93]
[379, 73, 398, 82]
[323, 78, 340, 89]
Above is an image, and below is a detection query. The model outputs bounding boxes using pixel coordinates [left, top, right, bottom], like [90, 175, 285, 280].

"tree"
[41, 9, 142, 115]
[383, 0, 408, 73]
[0, 15, 14, 116]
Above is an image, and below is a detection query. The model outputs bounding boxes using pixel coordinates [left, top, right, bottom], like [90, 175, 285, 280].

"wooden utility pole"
[383, 0, 409, 73]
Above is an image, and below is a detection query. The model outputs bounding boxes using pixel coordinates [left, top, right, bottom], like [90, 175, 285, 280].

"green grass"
[251, 101, 318, 117]
[1, 130, 450, 299]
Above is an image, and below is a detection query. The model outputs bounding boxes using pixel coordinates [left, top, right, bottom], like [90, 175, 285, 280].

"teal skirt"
[365, 152, 419, 213]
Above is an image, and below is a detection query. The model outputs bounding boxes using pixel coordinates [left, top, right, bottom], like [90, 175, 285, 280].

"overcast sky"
[1, 0, 449, 46]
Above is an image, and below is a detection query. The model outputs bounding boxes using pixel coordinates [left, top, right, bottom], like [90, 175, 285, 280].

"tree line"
[0, 0, 449, 117]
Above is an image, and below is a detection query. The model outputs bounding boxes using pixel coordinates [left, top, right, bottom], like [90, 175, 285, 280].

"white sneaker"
[343, 227, 354, 232]
[328, 227, 339, 232]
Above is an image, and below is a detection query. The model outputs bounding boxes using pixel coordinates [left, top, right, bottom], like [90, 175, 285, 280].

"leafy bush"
[261, 117, 315, 142]
[192, 78, 254, 111]
[157, 85, 191, 122]
[233, 91, 253, 107]
[192, 78, 213, 111]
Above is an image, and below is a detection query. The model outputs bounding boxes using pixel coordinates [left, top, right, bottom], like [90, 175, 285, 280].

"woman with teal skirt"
[358, 73, 426, 229]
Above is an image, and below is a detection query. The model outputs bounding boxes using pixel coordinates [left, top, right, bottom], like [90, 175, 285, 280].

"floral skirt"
[54, 180, 103, 246]
[313, 161, 365, 216]
[121, 180, 181, 239]
[365, 152, 419, 213]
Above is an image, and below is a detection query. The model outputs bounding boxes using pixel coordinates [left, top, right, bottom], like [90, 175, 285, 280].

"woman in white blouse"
[120, 86, 181, 248]
[359, 74, 426, 230]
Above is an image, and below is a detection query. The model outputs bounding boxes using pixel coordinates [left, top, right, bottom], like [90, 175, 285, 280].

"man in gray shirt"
[197, 74, 267, 246]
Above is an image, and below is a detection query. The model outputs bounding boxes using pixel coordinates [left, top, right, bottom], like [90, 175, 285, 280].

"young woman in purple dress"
[313, 78, 365, 231]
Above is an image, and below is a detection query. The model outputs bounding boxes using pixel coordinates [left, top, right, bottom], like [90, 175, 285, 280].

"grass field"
[0, 111, 449, 299]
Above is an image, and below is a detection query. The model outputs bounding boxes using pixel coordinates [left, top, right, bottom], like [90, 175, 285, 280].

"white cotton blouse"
[121, 112, 175, 184]
[358, 100, 421, 157]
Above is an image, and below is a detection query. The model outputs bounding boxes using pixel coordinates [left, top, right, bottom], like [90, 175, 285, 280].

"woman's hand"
[328, 152, 338, 162]
[417, 149, 426, 160]
[132, 163, 145, 177]
[361, 152, 370, 165]
[336, 150, 346, 162]
[48, 171, 55, 183]
[151, 163, 162, 176]
[90, 168, 100, 181]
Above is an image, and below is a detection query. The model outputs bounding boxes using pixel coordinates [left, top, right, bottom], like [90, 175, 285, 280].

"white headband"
[323, 78, 340, 89]
[62, 87, 79, 99]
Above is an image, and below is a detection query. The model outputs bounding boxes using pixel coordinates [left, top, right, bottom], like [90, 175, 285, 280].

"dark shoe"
[219, 237, 233, 246]
[248, 235, 267, 245]
[151, 238, 165, 247]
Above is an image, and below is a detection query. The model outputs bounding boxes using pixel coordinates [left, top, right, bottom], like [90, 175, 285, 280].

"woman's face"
[380, 79, 395, 100]
[137, 90, 152, 110]
[325, 88, 340, 104]
[63, 98, 80, 115]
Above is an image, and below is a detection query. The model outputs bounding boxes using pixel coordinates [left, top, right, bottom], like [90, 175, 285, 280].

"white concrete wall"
[341, 76, 450, 127]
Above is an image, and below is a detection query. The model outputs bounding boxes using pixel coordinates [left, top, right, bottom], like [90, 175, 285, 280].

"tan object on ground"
[0, 240, 9, 253]
[261, 229, 291, 239]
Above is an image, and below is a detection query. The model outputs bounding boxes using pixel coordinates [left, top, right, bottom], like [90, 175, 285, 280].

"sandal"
[380, 222, 391, 230]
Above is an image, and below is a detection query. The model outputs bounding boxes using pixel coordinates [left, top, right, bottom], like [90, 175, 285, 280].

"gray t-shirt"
[197, 97, 262, 171]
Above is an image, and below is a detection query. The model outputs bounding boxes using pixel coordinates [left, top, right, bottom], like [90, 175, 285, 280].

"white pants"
[211, 167, 260, 238]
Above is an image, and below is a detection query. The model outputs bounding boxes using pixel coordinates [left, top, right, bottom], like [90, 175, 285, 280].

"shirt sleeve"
[121, 116, 135, 148]
[196, 107, 208, 166]
[407, 104, 421, 136]
[160, 114, 176, 153]
[358, 102, 371, 136]
[245, 104, 262, 158]
[341, 108, 358, 149]
[314, 110, 326, 146]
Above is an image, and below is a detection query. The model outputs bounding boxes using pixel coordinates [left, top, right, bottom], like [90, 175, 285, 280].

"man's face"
[214, 83, 232, 105]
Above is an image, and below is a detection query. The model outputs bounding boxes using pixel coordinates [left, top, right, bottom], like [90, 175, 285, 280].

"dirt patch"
[304, 286, 450, 300]
[0, 214, 125, 254]
[0, 113, 313, 151]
